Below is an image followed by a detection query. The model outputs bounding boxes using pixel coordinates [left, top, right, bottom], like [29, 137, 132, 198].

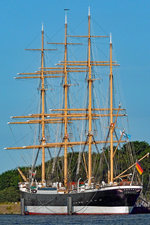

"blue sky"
[0, 0, 150, 174]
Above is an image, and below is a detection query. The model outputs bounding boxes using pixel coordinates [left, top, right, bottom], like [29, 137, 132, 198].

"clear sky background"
[0, 0, 150, 174]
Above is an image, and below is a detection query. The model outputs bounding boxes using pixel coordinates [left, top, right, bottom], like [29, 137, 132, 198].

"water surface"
[0, 214, 149, 225]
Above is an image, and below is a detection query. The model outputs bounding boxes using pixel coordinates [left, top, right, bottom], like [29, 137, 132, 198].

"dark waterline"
[0, 214, 149, 225]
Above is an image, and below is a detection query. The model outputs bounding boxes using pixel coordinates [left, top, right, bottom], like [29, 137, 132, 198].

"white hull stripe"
[26, 206, 133, 215]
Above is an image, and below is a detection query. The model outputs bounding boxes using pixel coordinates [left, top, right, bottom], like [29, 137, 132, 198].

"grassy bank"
[0, 202, 20, 214]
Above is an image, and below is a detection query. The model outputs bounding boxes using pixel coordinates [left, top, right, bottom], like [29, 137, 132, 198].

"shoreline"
[0, 202, 20, 214]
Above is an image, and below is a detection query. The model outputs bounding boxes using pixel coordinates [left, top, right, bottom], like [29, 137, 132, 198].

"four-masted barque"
[6, 9, 146, 215]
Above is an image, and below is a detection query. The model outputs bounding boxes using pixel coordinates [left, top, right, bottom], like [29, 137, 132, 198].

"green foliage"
[0, 187, 20, 202]
[0, 169, 20, 203]
[0, 169, 19, 191]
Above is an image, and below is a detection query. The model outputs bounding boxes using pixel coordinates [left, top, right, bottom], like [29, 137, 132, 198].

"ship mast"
[41, 24, 46, 184]
[64, 12, 68, 188]
[87, 7, 92, 186]
[109, 33, 114, 183]
[5, 25, 64, 185]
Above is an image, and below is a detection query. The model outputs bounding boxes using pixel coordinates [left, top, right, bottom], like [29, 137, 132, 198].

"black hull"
[21, 185, 141, 215]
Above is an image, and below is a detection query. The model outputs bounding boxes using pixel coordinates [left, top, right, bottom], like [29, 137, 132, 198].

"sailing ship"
[5, 9, 148, 215]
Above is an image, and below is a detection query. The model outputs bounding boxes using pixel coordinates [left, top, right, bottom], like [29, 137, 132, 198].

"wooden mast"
[88, 7, 92, 186]
[41, 24, 46, 184]
[64, 12, 68, 188]
[7, 25, 59, 184]
[109, 33, 114, 183]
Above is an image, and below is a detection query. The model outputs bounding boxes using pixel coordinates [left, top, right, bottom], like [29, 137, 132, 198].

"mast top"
[64, 9, 69, 24]
[110, 33, 112, 44]
[65, 13, 67, 24]
[88, 6, 91, 16]
[42, 23, 44, 32]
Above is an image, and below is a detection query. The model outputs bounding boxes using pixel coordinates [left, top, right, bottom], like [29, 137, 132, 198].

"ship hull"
[21, 185, 141, 215]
